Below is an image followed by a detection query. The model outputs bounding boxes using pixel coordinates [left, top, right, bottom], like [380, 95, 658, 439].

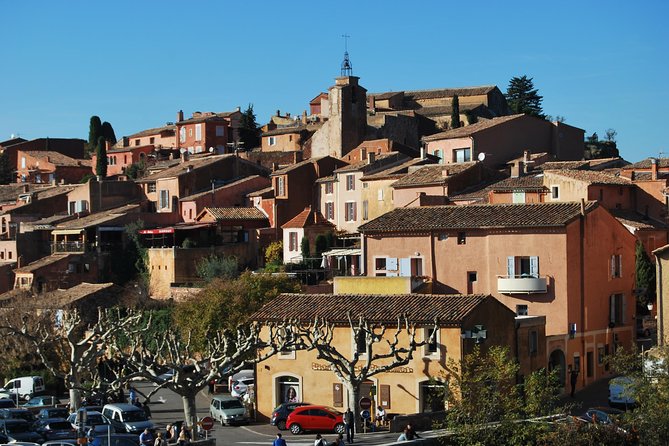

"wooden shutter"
[333, 383, 343, 407]
[609, 295, 615, 324]
[610, 256, 616, 277]
[507, 256, 515, 277]
[379, 384, 390, 409]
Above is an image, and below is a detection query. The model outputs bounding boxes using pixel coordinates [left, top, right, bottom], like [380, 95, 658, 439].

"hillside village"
[1, 60, 668, 422]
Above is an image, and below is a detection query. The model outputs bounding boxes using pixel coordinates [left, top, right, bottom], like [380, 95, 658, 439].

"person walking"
[314, 433, 326, 446]
[139, 428, 154, 446]
[569, 367, 579, 398]
[344, 408, 355, 443]
[177, 430, 190, 446]
[273, 433, 287, 446]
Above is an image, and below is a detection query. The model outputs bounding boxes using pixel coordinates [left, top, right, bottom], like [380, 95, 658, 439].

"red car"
[286, 405, 346, 435]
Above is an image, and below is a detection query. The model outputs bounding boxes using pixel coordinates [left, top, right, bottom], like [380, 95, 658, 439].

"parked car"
[0, 377, 45, 401]
[0, 408, 36, 423]
[0, 400, 16, 409]
[42, 440, 80, 446]
[579, 406, 625, 425]
[101, 404, 153, 434]
[155, 369, 175, 384]
[38, 408, 70, 420]
[33, 418, 77, 441]
[608, 376, 637, 409]
[285, 405, 345, 435]
[23, 396, 61, 408]
[230, 378, 254, 398]
[0, 419, 44, 443]
[67, 410, 115, 435]
[89, 433, 140, 446]
[209, 395, 248, 426]
[270, 402, 310, 430]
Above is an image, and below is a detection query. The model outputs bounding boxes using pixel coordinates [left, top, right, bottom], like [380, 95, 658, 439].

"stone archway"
[548, 349, 566, 387]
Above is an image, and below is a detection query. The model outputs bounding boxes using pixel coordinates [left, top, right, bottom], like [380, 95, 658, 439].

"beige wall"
[360, 179, 396, 223]
[262, 133, 302, 152]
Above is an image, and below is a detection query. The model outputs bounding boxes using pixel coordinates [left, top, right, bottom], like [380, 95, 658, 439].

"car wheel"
[334, 423, 345, 434]
[289, 423, 302, 435]
[277, 420, 287, 430]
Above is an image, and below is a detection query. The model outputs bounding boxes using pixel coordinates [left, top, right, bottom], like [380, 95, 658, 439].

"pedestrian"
[344, 408, 355, 443]
[569, 366, 579, 398]
[405, 424, 420, 440]
[273, 433, 287, 446]
[129, 386, 137, 405]
[154, 432, 167, 446]
[336, 433, 345, 446]
[178, 430, 189, 446]
[139, 428, 154, 446]
[143, 401, 152, 419]
[165, 424, 174, 444]
[314, 433, 326, 446]
[397, 428, 409, 442]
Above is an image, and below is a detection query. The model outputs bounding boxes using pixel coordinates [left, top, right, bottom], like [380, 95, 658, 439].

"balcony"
[497, 275, 548, 294]
[51, 241, 88, 254]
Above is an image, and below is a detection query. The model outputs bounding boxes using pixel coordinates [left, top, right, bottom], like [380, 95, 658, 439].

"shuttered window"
[379, 385, 390, 409]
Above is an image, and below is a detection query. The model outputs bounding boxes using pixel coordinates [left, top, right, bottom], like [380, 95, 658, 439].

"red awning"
[139, 228, 175, 235]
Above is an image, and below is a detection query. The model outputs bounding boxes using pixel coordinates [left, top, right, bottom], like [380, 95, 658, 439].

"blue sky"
[1, 1, 666, 162]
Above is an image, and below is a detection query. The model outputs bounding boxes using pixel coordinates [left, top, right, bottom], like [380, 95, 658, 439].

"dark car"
[0, 418, 44, 443]
[0, 407, 36, 423]
[0, 399, 16, 409]
[39, 407, 71, 420]
[89, 433, 140, 446]
[23, 396, 62, 408]
[270, 402, 310, 430]
[579, 406, 624, 425]
[34, 417, 77, 441]
[286, 405, 345, 435]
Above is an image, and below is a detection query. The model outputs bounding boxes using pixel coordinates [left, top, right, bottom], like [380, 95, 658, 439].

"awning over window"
[52, 229, 85, 236]
[321, 248, 361, 257]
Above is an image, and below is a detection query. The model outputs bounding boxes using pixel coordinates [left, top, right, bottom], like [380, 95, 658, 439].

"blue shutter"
[399, 258, 411, 277]
[507, 257, 515, 278]
[530, 257, 539, 278]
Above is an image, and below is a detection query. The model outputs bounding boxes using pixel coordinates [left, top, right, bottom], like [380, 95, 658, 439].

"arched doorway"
[548, 349, 566, 387]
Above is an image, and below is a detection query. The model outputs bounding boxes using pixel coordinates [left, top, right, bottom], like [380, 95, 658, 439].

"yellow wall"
[334, 276, 413, 294]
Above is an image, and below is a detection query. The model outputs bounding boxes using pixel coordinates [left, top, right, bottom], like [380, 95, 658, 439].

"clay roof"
[125, 124, 176, 139]
[262, 124, 321, 137]
[541, 160, 590, 171]
[23, 151, 89, 167]
[362, 158, 434, 181]
[246, 186, 274, 198]
[545, 169, 632, 186]
[335, 153, 410, 174]
[412, 103, 484, 117]
[610, 209, 668, 230]
[369, 85, 498, 101]
[489, 175, 546, 191]
[628, 158, 669, 169]
[281, 208, 334, 229]
[251, 293, 491, 325]
[391, 162, 478, 188]
[180, 176, 267, 201]
[0, 282, 118, 309]
[272, 157, 345, 176]
[177, 111, 238, 125]
[138, 155, 232, 182]
[108, 144, 153, 154]
[15, 253, 72, 273]
[632, 172, 669, 181]
[199, 207, 268, 221]
[422, 114, 525, 141]
[359, 201, 598, 233]
[0, 184, 56, 203]
[54, 204, 140, 230]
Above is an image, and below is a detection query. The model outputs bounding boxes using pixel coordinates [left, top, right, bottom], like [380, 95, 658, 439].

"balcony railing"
[51, 242, 88, 254]
[497, 275, 548, 294]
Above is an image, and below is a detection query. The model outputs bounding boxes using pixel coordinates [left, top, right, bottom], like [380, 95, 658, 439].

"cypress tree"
[101, 121, 117, 146]
[635, 241, 656, 305]
[88, 116, 102, 155]
[451, 95, 461, 128]
[238, 104, 260, 150]
[95, 136, 108, 178]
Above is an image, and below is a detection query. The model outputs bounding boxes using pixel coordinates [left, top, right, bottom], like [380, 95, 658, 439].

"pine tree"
[451, 95, 461, 128]
[101, 121, 117, 146]
[505, 75, 545, 118]
[95, 136, 107, 178]
[238, 104, 260, 150]
[88, 116, 102, 155]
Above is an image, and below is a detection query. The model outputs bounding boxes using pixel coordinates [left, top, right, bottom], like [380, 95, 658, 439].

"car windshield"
[221, 400, 244, 410]
[49, 421, 74, 430]
[121, 411, 147, 422]
[87, 414, 106, 425]
[5, 422, 29, 433]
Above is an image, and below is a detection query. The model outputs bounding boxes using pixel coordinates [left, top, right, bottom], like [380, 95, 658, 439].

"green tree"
[195, 255, 239, 284]
[0, 153, 13, 184]
[101, 121, 117, 146]
[315, 234, 329, 257]
[465, 111, 478, 125]
[451, 94, 461, 128]
[505, 75, 545, 118]
[636, 241, 656, 306]
[238, 104, 260, 150]
[95, 136, 107, 178]
[87, 116, 102, 156]
[300, 237, 310, 262]
[585, 131, 620, 160]
[124, 160, 146, 179]
[265, 241, 283, 266]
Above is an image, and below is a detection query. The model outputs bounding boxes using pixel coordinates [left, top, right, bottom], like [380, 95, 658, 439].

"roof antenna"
[341, 34, 352, 76]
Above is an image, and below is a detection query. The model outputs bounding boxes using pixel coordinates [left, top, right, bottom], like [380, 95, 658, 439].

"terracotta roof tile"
[422, 114, 525, 141]
[369, 85, 497, 101]
[282, 208, 334, 229]
[251, 293, 491, 325]
[628, 158, 669, 169]
[335, 153, 410, 174]
[138, 154, 234, 182]
[24, 151, 88, 167]
[545, 169, 632, 185]
[540, 160, 590, 171]
[391, 162, 478, 188]
[610, 209, 668, 230]
[201, 207, 268, 221]
[15, 254, 72, 273]
[125, 124, 176, 139]
[489, 175, 546, 191]
[359, 202, 598, 233]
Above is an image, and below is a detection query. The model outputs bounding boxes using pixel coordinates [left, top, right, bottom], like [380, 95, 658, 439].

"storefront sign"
[311, 363, 414, 373]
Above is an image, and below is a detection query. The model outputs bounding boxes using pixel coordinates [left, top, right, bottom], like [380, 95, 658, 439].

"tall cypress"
[451, 95, 461, 128]
[101, 121, 117, 146]
[238, 104, 260, 149]
[95, 136, 108, 178]
[88, 116, 102, 155]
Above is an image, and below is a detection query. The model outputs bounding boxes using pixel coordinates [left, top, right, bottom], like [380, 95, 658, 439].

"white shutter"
[530, 256, 539, 277]
[399, 258, 411, 277]
[507, 257, 515, 278]
[387, 257, 398, 271]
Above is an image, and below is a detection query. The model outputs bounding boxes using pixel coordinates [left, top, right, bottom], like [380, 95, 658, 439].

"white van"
[101, 403, 153, 434]
[0, 376, 45, 401]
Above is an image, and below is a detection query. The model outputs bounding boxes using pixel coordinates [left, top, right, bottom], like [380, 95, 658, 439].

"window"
[507, 256, 539, 278]
[375, 258, 386, 271]
[325, 202, 334, 220]
[550, 185, 560, 200]
[188, 128, 193, 137]
[325, 182, 334, 194]
[148, 183, 156, 193]
[512, 190, 526, 203]
[362, 200, 368, 221]
[438, 233, 448, 241]
[195, 124, 202, 141]
[611, 254, 622, 278]
[354, 330, 367, 355]
[345, 202, 356, 222]
[21, 157, 26, 169]
[609, 293, 625, 325]
[135, 139, 140, 146]
[454, 148, 471, 163]
[378, 189, 384, 201]
[159, 190, 170, 209]
[516, 305, 528, 316]
[289, 232, 298, 252]
[467, 271, 477, 294]
[424, 328, 439, 356]
[587, 351, 594, 378]
[457, 232, 466, 245]
[150, 137, 155, 144]
[276, 176, 286, 196]
[529, 331, 538, 356]
[268, 136, 277, 146]
[216, 126, 225, 137]
[597, 346, 605, 365]
[468, 271, 477, 283]
[179, 127, 186, 143]
[346, 174, 355, 191]
[434, 149, 442, 163]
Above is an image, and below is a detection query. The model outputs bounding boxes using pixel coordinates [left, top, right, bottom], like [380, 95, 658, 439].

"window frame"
[346, 174, 355, 191]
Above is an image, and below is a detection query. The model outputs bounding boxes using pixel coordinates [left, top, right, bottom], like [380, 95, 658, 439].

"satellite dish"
[477, 152, 486, 162]
[209, 147, 215, 153]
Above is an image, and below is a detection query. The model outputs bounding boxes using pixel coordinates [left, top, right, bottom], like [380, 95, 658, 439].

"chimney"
[105, 140, 111, 151]
[276, 109, 281, 117]
[286, 112, 291, 118]
[272, 162, 279, 172]
[236, 106, 241, 112]
[510, 162, 520, 178]
[367, 152, 376, 164]
[302, 110, 308, 125]
[177, 110, 184, 122]
[420, 145, 426, 160]
[651, 157, 658, 181]
[442, 168, 449, 177]
[369, 95, 376, 112]
[523, 150, 530, 163]
[580, 198, 586, 216]
[122, 136, 129, 147]
[181, 151, 189, 163]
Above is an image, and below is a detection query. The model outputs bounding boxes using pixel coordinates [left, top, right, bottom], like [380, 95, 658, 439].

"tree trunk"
[70, 388, 81, 412]
[182, 394, 198, 436]
[347, 384, 362, 432]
